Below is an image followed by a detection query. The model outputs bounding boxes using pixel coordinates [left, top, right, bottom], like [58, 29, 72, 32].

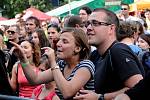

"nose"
[87, 24, 93, 32]
[56, 40, 61, 47]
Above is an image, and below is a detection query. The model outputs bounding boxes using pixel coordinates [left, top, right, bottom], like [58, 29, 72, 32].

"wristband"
[98, 94, 104, 100]
[21, 61, 29, 68]
[51, 66, 60, 71]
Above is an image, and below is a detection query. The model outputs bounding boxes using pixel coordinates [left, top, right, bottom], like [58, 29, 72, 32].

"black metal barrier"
[0, 94, 33, 100]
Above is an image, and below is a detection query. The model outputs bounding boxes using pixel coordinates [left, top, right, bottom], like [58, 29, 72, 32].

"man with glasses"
[74, 8, 144, 100]
[6, 25, 20, 49]
[120, 3, 144, 25]
[5, 25, 20, 79]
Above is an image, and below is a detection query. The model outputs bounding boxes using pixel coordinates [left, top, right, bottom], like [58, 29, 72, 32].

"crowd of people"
[0, 2, 150, 100]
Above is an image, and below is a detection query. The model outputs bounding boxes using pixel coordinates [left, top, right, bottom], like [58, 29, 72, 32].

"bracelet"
[98, 94, 104, 100]
[51, 66, 60, 71]
[21, 61, 29, 68]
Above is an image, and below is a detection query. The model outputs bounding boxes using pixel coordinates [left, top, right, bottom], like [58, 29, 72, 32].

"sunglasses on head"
[7, 30, 16, 34]
[121, 8, 128, 10]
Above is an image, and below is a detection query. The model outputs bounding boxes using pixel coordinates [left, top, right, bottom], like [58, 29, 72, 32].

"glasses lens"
[7, 30, 15, 34]
[121, 8, 127, 10]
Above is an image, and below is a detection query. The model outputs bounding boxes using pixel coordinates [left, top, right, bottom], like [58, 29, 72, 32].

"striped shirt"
[55, 59, 95, 100]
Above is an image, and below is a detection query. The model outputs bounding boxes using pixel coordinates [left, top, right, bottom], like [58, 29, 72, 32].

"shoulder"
[128, 45, 142, 53]
[79, 60, 95, 69]
[110, 43, 134, 57]
[77, 60, 95, 76]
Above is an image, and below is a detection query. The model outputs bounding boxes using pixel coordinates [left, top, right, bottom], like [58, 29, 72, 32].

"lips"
[57, 49, 62, 52]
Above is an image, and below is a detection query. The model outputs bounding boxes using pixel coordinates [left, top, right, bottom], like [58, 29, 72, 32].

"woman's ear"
[74, 46, 81, 55]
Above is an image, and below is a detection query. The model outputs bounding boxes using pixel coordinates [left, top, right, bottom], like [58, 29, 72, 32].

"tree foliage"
[0, 0, 54, 18]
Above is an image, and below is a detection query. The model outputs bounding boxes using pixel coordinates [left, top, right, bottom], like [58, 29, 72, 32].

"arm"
[21, 62, 54, 85]
[114, 93, 130, 100]
[9, 41, 54, 85]
[9, 63, 18, 92]
[52, 63, 92, 99]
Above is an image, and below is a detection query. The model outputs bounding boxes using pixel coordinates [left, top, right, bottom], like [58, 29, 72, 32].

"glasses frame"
[121, 8, 128, 10]
[7, 30, 16, 34]
[85, 20, 111, 27]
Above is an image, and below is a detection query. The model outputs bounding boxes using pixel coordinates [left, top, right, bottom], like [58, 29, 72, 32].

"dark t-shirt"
[91, 42, 145, 94]
[125, 71, 150, 100]
[5, 41, 18, 75]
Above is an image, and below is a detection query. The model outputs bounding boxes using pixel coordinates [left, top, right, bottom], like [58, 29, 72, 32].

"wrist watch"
[98, 94, 104, 100]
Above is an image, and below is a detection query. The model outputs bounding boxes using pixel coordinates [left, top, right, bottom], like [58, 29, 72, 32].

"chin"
[57, 55, 63, 59]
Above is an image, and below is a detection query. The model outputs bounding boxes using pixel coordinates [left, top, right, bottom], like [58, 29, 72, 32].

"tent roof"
[0, 17, 8, 21]
[24, 7, 51, 21]
[0, 18, 18, 25]
[46, 0, 94, 16]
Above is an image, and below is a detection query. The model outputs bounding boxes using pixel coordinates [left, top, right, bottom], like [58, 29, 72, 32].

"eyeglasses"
[7, 30, 16, 34]
[85, 20, 111, 27]
[121, 8, 128, 10]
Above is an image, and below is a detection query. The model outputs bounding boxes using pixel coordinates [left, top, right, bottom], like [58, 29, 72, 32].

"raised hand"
[9, 41, 28, 63]
[41, 47, 56, 66]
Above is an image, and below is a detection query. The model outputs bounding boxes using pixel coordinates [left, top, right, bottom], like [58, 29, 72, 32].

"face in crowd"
[56, 28, 90, 60]
[7, 25, 19, 41]
[20, 41, 34, 59]
[121, 4, 130, 16]
[145, 10, 150, 19]
[47, 25, 60, 44]
[86, 11, 112, 47]
[25, 19, 37, 33]
[138, 37, 149, 50]
[79, 9, 89, 22]
[31, 31, 39, 46]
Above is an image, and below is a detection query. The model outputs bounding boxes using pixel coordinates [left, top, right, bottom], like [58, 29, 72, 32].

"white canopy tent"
[46, 0, 94, 16]
[0, 19, 18, 25]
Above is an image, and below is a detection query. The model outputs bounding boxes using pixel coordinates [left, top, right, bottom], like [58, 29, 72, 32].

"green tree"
[0, 0, 55, 18]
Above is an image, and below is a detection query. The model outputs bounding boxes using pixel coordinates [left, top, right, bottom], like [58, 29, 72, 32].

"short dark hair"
[121, 3, 130, 9]
[64, 15, 83, 27]
[26, 16, 40, 28]
[145, 9, 150, 13]
[48, 23, 61, 32]
[79, 6, 92, 15]
[93, 8, 120, 34]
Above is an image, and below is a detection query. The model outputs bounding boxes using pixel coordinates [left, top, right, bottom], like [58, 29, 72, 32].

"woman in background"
[9, 40, 41, 98]
[10, 28, 95, 99]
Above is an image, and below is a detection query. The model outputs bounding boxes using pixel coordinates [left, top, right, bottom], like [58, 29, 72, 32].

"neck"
[124, 14, 129, 19]
[66, 56, 80, 69]
[97, 38, 116, 56]
[121, 37, 134, 45]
